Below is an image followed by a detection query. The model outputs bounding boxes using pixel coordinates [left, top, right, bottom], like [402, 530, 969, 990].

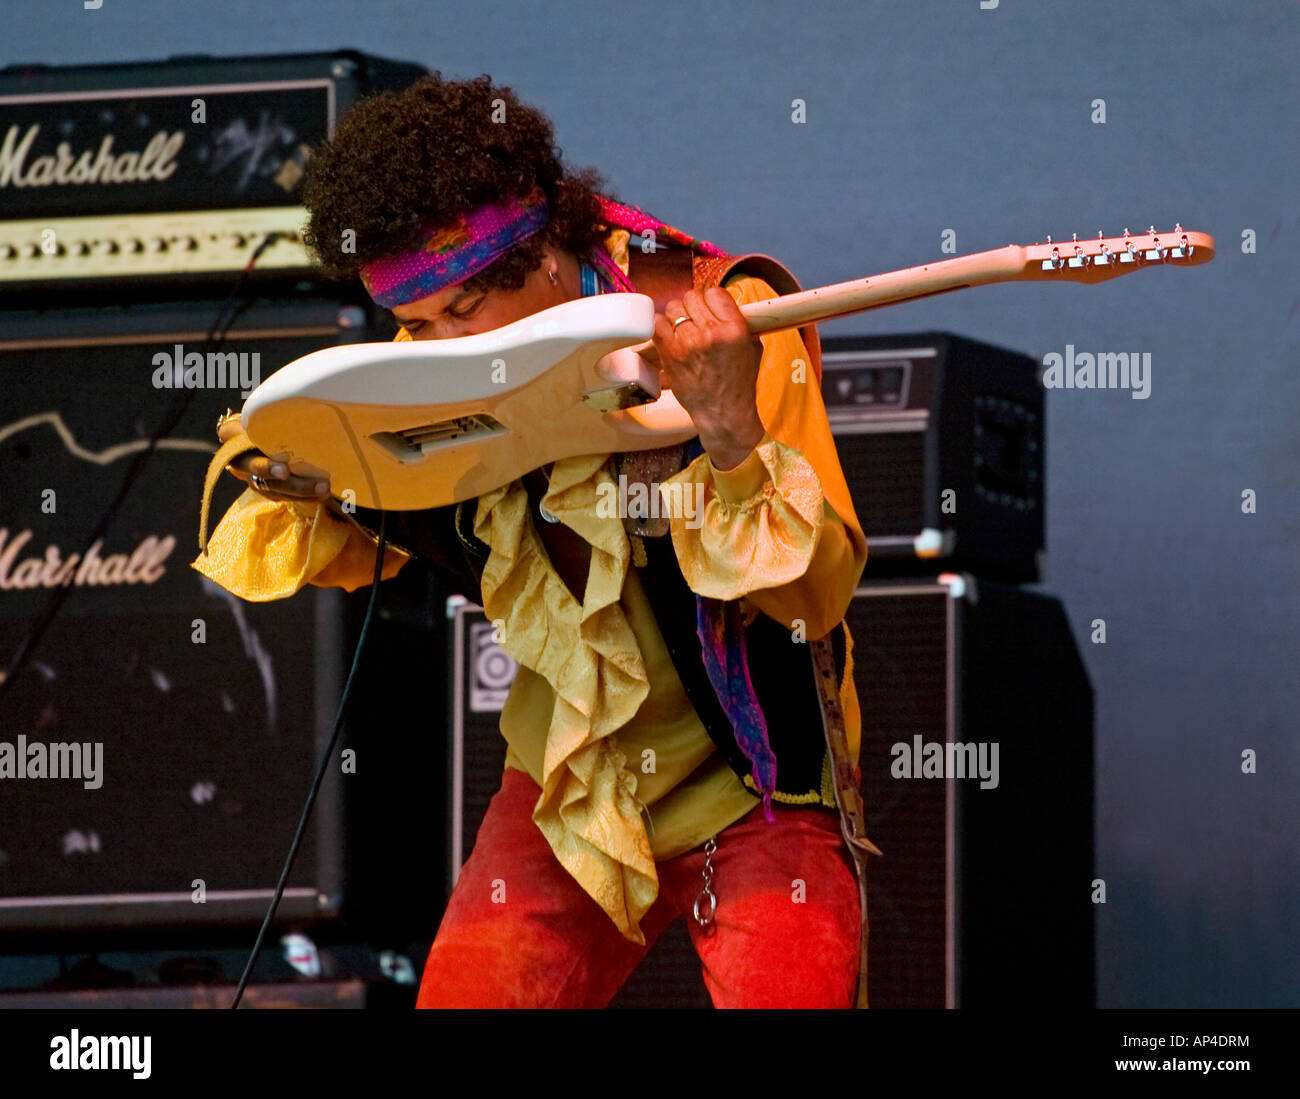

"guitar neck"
[731, 225, 1214, 335]
[736, 244, 1029, 335]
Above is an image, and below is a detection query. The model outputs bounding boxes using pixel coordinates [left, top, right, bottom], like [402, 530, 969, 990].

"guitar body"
[241, 292, 695, 511]
[239, 227, 1214, 511]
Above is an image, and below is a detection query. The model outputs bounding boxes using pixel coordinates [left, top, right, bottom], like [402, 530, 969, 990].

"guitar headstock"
[1021, 225, 1215, 283]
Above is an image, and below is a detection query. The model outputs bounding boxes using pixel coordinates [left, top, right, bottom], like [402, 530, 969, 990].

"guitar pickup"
[370, 413, 505, 462]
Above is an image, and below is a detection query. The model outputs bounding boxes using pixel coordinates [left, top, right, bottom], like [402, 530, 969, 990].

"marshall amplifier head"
[0, 50, 426, 294]
[820, 332, 1045, 582]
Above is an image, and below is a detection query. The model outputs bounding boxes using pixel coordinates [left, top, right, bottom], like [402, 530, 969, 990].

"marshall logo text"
[0, 124, 184, 188]
[0, 528, 175, 590]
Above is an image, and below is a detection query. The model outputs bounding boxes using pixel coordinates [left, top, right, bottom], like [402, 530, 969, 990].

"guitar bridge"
[370, 413, 505, 462]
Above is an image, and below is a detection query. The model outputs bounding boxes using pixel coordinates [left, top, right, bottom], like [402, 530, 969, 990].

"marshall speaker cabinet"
[0, 295, 399, 936]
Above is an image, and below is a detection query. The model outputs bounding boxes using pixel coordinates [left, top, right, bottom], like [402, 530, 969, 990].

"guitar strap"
[623, 243, 880, 1008]
[810, 623, 881, 1009]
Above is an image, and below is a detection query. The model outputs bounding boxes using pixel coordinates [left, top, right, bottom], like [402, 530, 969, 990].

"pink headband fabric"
[593, 195, 726, 258]
[360, 185, 549, 307]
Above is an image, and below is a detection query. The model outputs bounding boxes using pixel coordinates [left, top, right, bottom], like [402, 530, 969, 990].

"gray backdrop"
[6, 0, 1296, 1007]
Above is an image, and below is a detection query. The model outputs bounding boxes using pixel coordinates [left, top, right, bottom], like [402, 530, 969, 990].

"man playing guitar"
[195, 70, 882, 1008]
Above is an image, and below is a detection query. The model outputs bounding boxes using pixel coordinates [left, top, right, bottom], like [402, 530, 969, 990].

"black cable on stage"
[0, 234, 281, 706]
[231, 512, 388, 1008]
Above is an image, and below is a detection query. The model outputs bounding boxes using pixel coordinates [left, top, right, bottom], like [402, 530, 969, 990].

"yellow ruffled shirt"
[192, 232, 867, 944]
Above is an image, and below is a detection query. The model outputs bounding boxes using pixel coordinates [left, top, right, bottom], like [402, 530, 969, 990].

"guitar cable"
[230, 514, 388, 1008]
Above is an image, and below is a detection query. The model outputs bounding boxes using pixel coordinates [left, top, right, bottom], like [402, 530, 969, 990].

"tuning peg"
[1121, 228, 1139, 263]
[1069, 232, 1089, 267]
[1040, 235, 1065, 271]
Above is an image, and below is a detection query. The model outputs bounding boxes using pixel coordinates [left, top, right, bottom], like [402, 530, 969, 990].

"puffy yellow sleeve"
[189, 324, 416, 601]
[191, 489, 409, 601]
[664, 274, 867, 640]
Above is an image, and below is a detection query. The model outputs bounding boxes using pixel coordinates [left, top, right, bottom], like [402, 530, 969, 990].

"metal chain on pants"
[692, 836, 717, 932]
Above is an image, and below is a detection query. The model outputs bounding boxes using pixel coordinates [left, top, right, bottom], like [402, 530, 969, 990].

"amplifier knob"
[20, 242, 39, 258]
[70, 240, 89, 256]
[227, 233, 247, 248]
[0, 243, 16, 260]
[177, 235, 198, 250]
[123, 238, 143, 253]
[94, 239, 118, 255]
[146, 237, 168, 253]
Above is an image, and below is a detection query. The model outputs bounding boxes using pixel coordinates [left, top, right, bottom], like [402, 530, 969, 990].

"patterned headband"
[359, 185, 549, 308]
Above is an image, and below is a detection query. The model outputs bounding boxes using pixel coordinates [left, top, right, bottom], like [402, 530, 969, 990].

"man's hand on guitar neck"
[217, 416, 332, 503]
[653, 286, 766, 472]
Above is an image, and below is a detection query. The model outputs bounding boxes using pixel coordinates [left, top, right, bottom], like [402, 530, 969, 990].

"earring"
[548, 267, 558, 285]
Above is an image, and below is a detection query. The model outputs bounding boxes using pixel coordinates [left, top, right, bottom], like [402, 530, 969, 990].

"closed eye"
[393, 295, 484, 335]
[447, 297, 485, 319]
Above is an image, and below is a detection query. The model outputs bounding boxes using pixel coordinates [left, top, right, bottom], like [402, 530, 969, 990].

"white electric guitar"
[239, 226, 1214, 511]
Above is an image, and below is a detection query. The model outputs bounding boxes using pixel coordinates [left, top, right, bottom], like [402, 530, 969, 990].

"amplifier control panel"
[0, 207, 315, 284]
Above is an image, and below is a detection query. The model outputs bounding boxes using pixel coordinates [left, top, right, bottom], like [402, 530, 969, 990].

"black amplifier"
[0, 50, 426, 294]
[0, 294, 388, 937]
[441, 580, 1093, 1008]
[847, 575, 1093, 1007]
[820, 332, 1045, 582]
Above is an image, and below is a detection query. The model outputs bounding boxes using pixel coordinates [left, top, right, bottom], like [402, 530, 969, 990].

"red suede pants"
[416, 767, 861, 1008]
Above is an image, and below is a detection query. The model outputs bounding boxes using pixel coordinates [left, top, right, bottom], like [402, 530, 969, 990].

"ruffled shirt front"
[192, 230, 867, 944]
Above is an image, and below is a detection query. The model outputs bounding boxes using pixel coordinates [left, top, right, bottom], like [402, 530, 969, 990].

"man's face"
[389, 247, 570, 341]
